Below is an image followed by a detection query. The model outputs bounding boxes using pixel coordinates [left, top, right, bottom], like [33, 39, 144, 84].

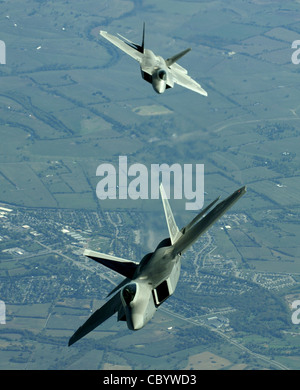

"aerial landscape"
[0, 0, 300, 371]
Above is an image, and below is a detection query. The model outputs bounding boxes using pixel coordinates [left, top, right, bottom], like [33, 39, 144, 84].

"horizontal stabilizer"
[166, 48, 191, 67]
[173, 186, 246, 255]
[68, 292, 121, 346]
[84, 249, 139, 279]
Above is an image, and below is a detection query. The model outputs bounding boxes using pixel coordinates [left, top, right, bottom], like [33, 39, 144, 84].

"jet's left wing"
[100, 31, 143, 63]
[170, 64, 208, 96]
[68, 292, 122, 346]
[173, 186, 246, 255]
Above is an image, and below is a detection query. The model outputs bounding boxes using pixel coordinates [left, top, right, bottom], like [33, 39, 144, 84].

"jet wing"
[100, 30, 143, 63]
[170, 64, 208, 96]
[181, 196, 220, 233]
[68, 292, 122, 346]
[173, 186, 246, 255]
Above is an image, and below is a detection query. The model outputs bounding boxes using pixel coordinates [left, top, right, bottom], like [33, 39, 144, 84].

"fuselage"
[140, 49, 173, 94]
[120, 241, 181, 330]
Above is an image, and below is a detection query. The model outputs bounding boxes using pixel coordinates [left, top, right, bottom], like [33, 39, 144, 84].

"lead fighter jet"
[99, 23, 208, 96]
[68, 184, 246, 346]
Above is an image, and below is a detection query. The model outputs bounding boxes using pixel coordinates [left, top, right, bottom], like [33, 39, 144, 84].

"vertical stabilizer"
[160, 183, 182, 244]
[165, 48, 191, 67]
[141, 22, 145, 53]
[117, 22, 145, 53]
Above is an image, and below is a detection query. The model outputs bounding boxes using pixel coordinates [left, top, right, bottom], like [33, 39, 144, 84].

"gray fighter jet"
[68, 184, 246, 346]
[99, 23, 208, 95]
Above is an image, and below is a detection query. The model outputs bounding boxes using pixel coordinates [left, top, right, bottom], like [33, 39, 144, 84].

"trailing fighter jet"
[99, 23, 208, 96]
[68, 184, 246, 346]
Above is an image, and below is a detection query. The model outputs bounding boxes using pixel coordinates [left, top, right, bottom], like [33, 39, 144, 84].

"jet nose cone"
[131, 314, 144, 330]
[153, 85, 163, 94]
[152, 81, 166, 94]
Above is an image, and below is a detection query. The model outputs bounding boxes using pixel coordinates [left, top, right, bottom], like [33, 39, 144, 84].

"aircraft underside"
[141, 69, 172, 93]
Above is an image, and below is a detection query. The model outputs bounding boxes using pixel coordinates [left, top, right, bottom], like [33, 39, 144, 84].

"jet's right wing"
[68, 291, 122, 346]
[100, 31, 143, 63]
